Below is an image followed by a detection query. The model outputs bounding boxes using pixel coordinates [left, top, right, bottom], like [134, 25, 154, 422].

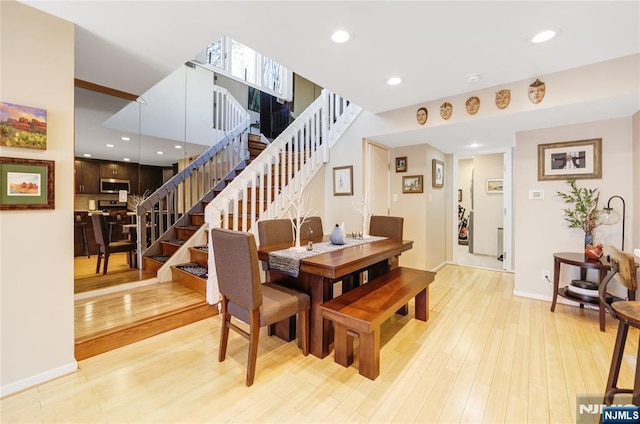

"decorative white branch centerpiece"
[286, 188, 315, 252]
[352, 191, 373, 239]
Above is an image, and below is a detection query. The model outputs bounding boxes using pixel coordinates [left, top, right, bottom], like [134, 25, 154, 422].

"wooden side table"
[550, 252, 613, 331]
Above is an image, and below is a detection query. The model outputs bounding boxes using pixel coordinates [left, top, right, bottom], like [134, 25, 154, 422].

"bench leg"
[334, 323, 353, 367]
[415, 287, 428, 321]
[359, 330, 380, 380]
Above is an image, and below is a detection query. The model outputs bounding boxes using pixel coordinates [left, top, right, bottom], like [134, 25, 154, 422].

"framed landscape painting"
[0, 157, 55, 210]
[0, 102, 47, 150]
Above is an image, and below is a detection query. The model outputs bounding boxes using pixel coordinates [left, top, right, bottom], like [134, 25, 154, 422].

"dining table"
[257, 236, 413, 358]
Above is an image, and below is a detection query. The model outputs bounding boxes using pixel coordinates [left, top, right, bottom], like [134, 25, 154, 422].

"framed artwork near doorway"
[0, 156, 55, 210]
[432, 159, 444, 188]
[395, 156, 407, 172]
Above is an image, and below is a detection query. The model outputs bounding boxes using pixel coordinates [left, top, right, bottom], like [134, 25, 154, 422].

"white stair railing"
[204, 89, 362, 304]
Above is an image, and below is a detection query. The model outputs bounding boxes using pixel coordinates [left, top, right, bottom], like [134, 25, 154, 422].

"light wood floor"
[3, 265, 637, 423]
[74, 254, 155, 294]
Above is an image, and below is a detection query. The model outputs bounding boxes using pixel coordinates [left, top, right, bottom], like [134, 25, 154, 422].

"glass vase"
[585, 233, 593, 247]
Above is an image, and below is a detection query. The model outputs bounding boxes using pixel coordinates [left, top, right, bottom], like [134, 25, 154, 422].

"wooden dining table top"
[257, 237, 413, 279]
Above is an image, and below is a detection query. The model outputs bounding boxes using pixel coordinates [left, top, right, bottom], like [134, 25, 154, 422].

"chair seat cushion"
[228, 283, 310, 326]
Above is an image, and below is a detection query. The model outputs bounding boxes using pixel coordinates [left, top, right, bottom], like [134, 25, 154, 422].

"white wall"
[514, 117, 635, 300]
[0, 1, 76, 396]
[633, 111, 640, 253]
[473, 153, 504, 256]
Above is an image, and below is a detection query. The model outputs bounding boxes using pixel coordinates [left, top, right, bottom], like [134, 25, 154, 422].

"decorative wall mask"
[528, 79, 546, 104]
[495, 89, 511, 109]
[439, 102, 453, 120]
[465, 96, 480, 115]
[416, 107, 428, 125]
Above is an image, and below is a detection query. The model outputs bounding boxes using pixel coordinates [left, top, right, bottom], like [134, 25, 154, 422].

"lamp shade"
[600, 207, 620, 225]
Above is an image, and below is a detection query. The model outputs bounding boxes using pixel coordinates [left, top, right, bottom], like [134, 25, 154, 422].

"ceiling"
[22, 1, 640, 162]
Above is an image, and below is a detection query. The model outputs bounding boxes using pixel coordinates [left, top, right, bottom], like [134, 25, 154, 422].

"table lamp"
[600, 195, 625, 250]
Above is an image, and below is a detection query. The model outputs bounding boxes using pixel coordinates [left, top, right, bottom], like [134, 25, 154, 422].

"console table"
[550, 252, 622, 331]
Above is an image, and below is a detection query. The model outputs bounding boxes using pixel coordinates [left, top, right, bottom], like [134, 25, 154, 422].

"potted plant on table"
[556, 179, 601, 249]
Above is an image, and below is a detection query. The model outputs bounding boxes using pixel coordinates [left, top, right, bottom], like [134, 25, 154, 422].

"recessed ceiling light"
[331, 30, 350, 43]
[531, 29, 556, 44]
[387, 77, 402, 86]
[174, 145, 182, 149]
[123, 158, 130, 162]
[466, 74, 481, 83]
[83, 153, 91, 157]
[157, 151, 164, 155]
[470, 143, 479, 148]
[121, 136, 130, 141]
[106, 144, 114, 148]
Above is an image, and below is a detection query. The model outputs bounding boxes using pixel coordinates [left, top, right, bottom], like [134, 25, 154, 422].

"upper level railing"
[133, 85, 249, 260]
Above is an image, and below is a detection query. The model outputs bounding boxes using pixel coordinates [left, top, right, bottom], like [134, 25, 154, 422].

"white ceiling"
[21, 1, 640, 163]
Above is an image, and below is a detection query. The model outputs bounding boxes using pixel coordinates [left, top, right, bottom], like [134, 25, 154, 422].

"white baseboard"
[1, 361, 77, 398]
[512, 290, 592, 308]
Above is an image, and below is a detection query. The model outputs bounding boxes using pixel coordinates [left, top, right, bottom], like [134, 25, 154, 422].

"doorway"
[365, 139, 390, 216]
[454, 151, 512, 271]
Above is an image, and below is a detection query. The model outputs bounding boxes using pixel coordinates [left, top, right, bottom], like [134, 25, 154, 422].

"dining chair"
[211, 228, 309, 386]
[599, 245, 640, 406]
[91, 214, 136, 274]
[107, 210, 129, 242]
[369, 215, 404, 240]
[257, 219, 294, 280]
[298, 216, 323, 242]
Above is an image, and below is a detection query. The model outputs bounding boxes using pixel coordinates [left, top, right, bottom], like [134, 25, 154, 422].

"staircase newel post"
[321, 90, 329, 163]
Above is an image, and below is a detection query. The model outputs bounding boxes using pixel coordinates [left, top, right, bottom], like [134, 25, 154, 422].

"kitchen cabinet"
[100, 162, 130, 179]
[138, 165, 164, 195]
[74, 159, 100, 194]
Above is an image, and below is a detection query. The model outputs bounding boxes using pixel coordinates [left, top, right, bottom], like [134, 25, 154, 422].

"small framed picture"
[402, 175, 423, 194]
[432, 159, 444, 188]
[333, 165, 353, 196]
[395, 157, 407, 172]
[0, 156, 55, 210]
[458, 189, 462, 202]
[486, 178, 503, 194]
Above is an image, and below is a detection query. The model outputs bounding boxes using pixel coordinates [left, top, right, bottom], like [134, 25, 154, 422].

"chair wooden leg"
[218, 298, 229, 362]
[604, 320, 629, 405]
[246, 309, 260, 386]
[102, 253, 110, 275]
[95, 253, 102, 274]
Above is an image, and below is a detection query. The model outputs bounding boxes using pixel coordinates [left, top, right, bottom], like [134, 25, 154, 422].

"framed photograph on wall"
[0, 102, 47, 150]
[537, 138, 602, 180]
[0, 156, 55, 210]
[395, 156, 407, 172]
[486, 178, 503, 193]
[333, 165, 353, 196]
[402, 175, 423, 193]
[432, 159, 444, 188]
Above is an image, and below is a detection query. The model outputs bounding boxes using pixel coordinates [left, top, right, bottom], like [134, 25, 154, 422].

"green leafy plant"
[556, 179, 600, 235]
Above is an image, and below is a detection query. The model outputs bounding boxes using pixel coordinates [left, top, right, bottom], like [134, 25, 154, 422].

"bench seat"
[320, 266, 436, 380]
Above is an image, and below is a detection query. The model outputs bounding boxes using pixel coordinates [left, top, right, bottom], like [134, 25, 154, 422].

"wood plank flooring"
[4, 265, 636, 423]
[74, 254, 156, 294]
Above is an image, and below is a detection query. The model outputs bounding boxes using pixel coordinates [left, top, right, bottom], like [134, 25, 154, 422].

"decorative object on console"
[600, 195, 626, 251]
[556, 179, 600, 247]
[0, 102, 47, 150]
[329, 224, 346, 245]
[537, 138, 602, 181]
[0, 156, 54, 210]
[585, 243, 604, 260]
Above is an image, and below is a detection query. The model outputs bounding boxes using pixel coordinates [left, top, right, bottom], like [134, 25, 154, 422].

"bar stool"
[599, 246, 640, 406]
[74, 215, 90, 258]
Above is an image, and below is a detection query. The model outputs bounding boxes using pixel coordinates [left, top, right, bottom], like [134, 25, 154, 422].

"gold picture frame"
[402, 175, 423, 193]
[432, 159, 444, 188]
[537, 138, 602, 181]
[333, 165, 353, 196]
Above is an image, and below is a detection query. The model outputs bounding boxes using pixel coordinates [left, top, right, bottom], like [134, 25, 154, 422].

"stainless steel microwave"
[100, 178, 130, 194]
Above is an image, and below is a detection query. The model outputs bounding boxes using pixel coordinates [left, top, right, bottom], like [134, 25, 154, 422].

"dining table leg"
[307, 273, 333, 358]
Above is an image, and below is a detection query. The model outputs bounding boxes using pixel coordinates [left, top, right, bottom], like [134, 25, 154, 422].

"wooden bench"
[320, 266, 436, 380]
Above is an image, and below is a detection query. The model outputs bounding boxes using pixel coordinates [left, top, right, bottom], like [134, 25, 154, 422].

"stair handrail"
[133, 85, 250, 263]
[204, 89, 362, 303]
